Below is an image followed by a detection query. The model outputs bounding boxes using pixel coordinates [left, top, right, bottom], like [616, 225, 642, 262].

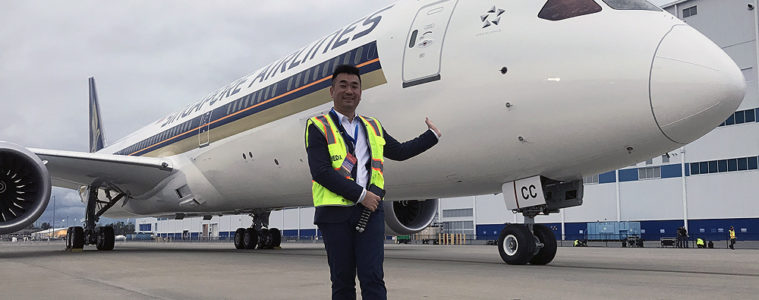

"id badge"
[341, 152, 357, 176]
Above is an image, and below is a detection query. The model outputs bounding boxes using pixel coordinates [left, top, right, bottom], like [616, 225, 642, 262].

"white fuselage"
[96, 0, 744, 217]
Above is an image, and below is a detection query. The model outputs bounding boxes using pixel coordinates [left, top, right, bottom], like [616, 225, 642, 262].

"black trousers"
[318, 207, 386, 300]
[730, 238, 736, 249]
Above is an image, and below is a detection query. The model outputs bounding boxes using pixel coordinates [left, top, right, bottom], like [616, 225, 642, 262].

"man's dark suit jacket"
[306, 113, 438, 224]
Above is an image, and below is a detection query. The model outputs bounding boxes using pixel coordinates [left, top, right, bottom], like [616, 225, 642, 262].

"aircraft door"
[402, 0, 458, 88]
[198, 111, 212, 147]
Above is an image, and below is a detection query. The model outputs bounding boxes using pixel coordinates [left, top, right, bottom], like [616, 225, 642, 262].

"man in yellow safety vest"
[305, 64, 441, 299]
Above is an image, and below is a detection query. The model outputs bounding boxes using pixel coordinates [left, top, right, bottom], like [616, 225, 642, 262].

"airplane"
[0, 0, 745, 265]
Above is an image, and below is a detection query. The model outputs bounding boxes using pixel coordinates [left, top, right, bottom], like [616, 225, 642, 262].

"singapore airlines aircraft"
[0, 0, 745, 265]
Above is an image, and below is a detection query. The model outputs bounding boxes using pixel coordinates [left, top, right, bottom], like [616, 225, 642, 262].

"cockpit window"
[601, 0, 661, 11]
[538, 0, 602, 21]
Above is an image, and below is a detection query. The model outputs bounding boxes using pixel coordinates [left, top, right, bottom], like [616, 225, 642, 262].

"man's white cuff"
[430, 129, 441, 140]
[357, 188, 367, 203]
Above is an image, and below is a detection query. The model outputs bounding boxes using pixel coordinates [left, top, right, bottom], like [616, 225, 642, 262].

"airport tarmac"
[1, 241, 757, 299]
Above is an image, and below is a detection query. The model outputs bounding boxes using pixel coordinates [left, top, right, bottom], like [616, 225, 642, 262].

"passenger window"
[354, 47, 363, 65]
[601, 0, 660, 11]
[538, 0, 602, 21]
[342, 53, 351, 65]
[322, 62, 330, 77]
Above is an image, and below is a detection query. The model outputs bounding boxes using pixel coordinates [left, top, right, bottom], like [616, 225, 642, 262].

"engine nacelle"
[0, 142, 51, 234]
[383, 198, 438, 235]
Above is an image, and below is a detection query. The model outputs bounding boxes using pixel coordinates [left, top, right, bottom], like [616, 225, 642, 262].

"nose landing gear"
[498, 176, 582, 265]
[496, 219, 557, 265]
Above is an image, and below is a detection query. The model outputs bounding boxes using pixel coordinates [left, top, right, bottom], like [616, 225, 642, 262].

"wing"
[31, 148, 173, 196]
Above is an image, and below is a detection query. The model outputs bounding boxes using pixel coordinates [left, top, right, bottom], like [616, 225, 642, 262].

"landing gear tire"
[269, 228, 281, 248]
[497, 224, 536, 265]
[243, 228, 258, 249]
[65, 227, 73, 249]
[529, 224, 557, 265]
[96, 226, 115, 251]
[258, 228, 272, 249]
[234, 228, 245, 249]
[70, 226, 85, 249]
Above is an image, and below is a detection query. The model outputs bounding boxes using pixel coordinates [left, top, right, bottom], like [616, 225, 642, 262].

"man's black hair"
[331, 64, 361, 86]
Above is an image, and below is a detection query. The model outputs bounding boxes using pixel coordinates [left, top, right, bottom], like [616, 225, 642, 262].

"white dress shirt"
[332, 109, 370, 203]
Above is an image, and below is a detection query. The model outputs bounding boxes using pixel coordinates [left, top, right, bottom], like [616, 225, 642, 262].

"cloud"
[0, 1, 395, 150]
[2, 1, 394, 223]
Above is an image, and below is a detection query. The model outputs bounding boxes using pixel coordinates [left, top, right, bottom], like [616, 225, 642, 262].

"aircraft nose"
[650, 25, 746, 144]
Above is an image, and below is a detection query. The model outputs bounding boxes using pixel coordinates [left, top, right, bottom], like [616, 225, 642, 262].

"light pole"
[50, 195, 55, 241]
[754, 0, 759, 89]
[297, 207, 301, 241]
[681, 147, 688, 231]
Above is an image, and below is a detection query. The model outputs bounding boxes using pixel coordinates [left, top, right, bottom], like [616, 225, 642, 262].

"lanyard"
[331, 108, 360, 148]
[344, 123, 359, 147]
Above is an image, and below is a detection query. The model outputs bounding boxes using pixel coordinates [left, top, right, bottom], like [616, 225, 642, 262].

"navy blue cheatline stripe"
[116, 41, 382, 157]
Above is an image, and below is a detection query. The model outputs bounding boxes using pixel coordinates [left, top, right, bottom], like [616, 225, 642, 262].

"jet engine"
[0, 142, 51, 234]
[384, 199, 438, 235]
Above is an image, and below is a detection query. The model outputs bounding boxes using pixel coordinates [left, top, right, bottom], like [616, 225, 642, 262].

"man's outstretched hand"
[425, 117, 441, 137]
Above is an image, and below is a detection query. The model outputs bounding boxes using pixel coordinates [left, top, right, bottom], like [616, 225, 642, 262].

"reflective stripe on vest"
[359, 116, 386, 187]
[314, 115, 336, 145]
[308, 114, 386, 207]
[362, 117, 381, 137]
[371, 159, 383, 174]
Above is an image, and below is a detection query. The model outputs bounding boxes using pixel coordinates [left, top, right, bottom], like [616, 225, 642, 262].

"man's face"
[330, 73, 362, 114]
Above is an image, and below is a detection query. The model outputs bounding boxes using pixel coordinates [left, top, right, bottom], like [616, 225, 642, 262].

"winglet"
[89, 77, 106, 153]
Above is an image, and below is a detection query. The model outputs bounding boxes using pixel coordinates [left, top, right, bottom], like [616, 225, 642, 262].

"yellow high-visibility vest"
[306, 114, 385, 207]
[730, 229, 736, 239]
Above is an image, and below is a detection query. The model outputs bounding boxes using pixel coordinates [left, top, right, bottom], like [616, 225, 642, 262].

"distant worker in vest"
[305, 64, 441, 299]
[696, 237, 705, 248]
[729, 226, 736, 250]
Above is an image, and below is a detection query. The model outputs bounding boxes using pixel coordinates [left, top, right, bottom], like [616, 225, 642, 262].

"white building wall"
[687, 171, 759, 219]
[563, 183, 616, 223]
[687, 123, 759, 161]
[474, 194, 510, 224]
[619, 178, 683, 221]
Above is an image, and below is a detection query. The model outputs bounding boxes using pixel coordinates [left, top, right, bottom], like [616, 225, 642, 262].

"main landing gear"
[233, 210, 281, 250]
[66, 183, 124, 251]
